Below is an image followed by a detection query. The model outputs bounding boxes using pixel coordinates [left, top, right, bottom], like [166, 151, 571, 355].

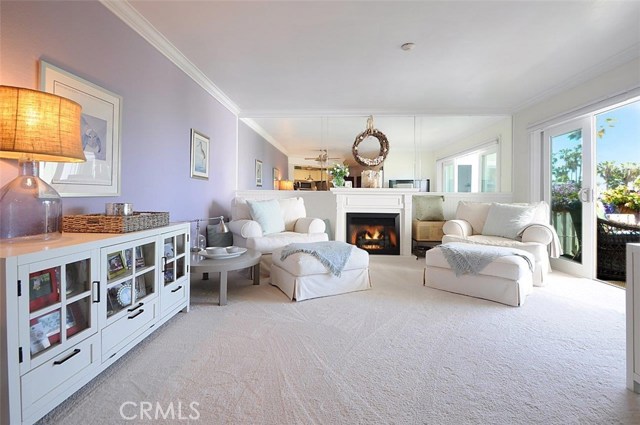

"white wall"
[512, 58, 640, 202]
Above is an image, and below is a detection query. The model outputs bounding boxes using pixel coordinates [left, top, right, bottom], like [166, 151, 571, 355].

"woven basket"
[63, 212, 170, 233]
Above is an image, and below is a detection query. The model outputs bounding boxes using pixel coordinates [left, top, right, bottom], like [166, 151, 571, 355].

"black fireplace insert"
[346, 212, 400, 255]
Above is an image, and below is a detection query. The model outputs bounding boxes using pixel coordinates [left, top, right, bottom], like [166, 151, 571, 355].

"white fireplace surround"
[332, 188, 418, 255]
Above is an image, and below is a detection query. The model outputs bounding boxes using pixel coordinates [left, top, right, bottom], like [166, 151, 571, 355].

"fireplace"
[346, 212, 400, 255]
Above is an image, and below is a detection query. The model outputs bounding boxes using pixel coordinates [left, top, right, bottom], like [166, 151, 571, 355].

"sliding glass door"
[542, 99, 640, 281]
[543, 117, 595, 278]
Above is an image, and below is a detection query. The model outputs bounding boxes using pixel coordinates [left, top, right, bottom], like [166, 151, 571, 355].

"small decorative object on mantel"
[328, 163, 349, 187]
[63, 211, 169, 233]
[361, 169, 383, 188]
[352, 115, 390, 167]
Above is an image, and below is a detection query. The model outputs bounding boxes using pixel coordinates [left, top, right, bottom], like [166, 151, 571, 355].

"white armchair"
[442, 201, 560, 285]
[228, 197, 329, 276]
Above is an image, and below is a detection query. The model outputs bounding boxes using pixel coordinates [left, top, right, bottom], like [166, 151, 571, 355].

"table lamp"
[0, 86, 85, 241]
[279, 180, 294, 190]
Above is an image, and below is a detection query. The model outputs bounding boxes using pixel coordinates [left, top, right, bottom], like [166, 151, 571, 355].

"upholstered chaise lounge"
[227, 197, 328, 277]
[424, 243, 534, 307]
[442, 201, 560, 285]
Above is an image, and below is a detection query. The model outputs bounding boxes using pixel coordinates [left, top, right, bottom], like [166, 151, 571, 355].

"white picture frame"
[190, 129, 210, 180]
[39, 61, 122, 197]
[255, 160, 263, 187]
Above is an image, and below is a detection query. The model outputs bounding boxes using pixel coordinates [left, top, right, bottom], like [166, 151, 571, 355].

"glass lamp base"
[0, 161, 62, 241]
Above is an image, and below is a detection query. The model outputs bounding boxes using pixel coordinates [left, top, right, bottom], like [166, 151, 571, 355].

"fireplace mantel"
[331, 188, 419, 255]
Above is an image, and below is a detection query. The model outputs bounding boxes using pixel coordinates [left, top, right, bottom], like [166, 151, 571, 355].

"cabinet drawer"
[21, 335, 99, 409]
[162, 280, 187, 314]
[102, 299, 157, 359]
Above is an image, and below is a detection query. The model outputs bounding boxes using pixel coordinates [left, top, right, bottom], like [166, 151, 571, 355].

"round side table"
[190, 249, 261, 306]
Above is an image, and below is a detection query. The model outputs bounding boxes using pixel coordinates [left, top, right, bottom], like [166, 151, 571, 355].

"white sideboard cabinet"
[0, 223, 190, 424]
[628, 243, 640, 393]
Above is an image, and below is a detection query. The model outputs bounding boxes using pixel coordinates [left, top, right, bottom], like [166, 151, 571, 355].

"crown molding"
[239, 118, 289, 155]
[100, 0, 239, 115]
[238, 108, 513, 118]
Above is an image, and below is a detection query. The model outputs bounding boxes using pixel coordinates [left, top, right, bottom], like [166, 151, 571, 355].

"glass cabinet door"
[103, 238, 157, 320]
[23, 253, 98, 363]
[162, 233, 186, 286]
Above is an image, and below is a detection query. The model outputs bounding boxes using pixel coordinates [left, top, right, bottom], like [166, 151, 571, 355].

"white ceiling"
[124, 0, 640, 158]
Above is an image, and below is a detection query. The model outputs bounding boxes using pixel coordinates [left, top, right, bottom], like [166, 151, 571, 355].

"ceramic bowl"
[205, 247, 228, 255]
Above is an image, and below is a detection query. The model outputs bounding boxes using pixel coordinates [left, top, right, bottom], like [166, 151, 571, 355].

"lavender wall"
[238, 121, 288, 190]
[0, 1, 238, 225]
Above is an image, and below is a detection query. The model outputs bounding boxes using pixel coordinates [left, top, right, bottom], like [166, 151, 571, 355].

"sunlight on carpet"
[39, 256, 640, 424]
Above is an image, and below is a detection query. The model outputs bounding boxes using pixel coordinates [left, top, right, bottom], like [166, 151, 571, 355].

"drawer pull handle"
[128, 309, 144, 320]
[53, 348, 81, 365]
[93, 281, 101, 303]
[171, 285, 183, 293]
[127, 302, 144, 312]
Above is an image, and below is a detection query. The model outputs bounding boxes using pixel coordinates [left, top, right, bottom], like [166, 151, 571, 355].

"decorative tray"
[198, 247, 247, 260]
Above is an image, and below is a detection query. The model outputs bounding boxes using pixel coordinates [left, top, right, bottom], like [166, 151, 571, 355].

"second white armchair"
[442, 201, 560, 285]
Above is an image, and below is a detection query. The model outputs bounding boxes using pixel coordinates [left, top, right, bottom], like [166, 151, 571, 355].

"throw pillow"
[482, 203, 537, 239]
[455, 201, 492, 235]
[413, 195, 444, 221]
[246, 199, 285, 235]
[278, 197, 307, 231]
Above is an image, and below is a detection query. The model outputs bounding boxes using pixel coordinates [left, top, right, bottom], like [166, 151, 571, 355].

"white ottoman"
[271, 245, 371, 301]
[424, 246, 533, 307]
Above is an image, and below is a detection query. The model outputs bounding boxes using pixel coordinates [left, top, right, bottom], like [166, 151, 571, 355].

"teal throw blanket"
[280, 241, 354, 277]
[438, 242, 534, 277]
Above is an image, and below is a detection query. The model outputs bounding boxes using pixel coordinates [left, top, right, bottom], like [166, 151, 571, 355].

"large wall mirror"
[239, 115, 512, 192]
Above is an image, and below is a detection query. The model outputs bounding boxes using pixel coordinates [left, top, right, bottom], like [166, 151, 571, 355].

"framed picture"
[135, 275, 147, 299]
[39, 61, 122, 197]
[30, 309, 62, 354]
[255, 160, 263, 187]
[190, 129, 210, 180]
[65, 304, 85, 338]
[164, 267, 174, 284]
[164, 242, 175, 258]
[135, 246, 146, 268]
[30, 321, 51, 355]
[29, 268, 59, 312]
[273, 167, 280, 182]
[107, 251, 128, 280]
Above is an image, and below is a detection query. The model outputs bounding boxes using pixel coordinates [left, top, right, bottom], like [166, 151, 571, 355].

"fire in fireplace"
[346, 212, 400, 255]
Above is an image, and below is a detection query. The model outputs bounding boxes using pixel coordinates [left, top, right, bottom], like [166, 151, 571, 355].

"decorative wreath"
[352, 116, 389, 167]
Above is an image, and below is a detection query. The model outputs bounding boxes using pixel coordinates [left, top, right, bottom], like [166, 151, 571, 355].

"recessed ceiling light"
[401, 42, 415, 51]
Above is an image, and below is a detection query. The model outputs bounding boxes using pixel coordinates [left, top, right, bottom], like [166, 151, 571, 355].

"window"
[436, 140, 499, 192]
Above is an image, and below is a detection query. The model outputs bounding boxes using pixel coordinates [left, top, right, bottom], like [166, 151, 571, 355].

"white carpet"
[40, 256, 640, 424]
